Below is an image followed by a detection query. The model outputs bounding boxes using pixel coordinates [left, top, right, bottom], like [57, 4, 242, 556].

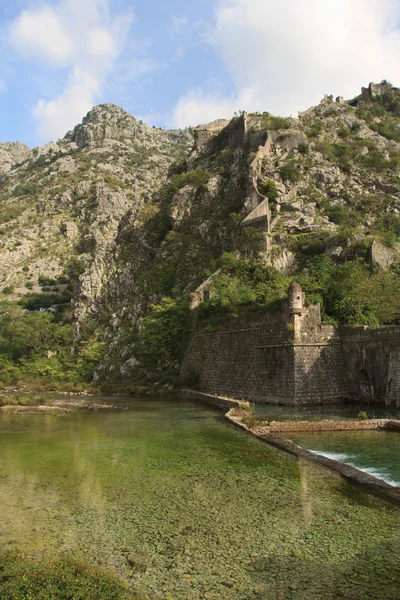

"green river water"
[0, 397, 399, 599]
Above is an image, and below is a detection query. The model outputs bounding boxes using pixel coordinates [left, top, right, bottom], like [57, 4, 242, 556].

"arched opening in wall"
[359, 368, 374, 405]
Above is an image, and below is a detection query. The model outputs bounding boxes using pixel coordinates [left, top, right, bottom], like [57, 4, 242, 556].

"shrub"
[358, 411, 368, 420]
[383, 231, 398, 248]
[298, 142, 309, 154]
[314, 139, 334, 160]
[2, 286, 14, 296]
[38, 275, 58, 287]
[279, 161, 300, 183]
[258, 179, 279, 201]
[19, 291, 72, 311]
[325, 205, 362, 227]
[307, 120, 324, 138]
[261, 115, 292, 130]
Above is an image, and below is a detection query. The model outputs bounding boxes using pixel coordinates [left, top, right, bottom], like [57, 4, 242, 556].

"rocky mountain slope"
[1, 81, 400, 389]
[0, 105, 191, 317]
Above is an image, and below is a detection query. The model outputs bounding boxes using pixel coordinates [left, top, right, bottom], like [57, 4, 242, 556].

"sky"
[0, 0, 400, 147]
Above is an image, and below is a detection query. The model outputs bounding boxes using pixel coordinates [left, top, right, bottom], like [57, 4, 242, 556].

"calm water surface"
[255, 402, 400, 421]
[0, 397, 399, 600]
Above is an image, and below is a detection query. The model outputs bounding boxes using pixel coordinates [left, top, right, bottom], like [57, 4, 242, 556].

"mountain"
[0, 105, 191, 317]
[1, 82, 400, 390]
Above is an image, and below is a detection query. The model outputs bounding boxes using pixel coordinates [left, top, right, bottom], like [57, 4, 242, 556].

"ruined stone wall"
[228, 114, 248, 149]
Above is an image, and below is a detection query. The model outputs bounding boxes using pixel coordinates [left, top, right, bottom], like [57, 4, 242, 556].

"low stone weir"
[181, 389, 250, 412]
[267, 418, 390, 433]
[181, 389, 400, 504]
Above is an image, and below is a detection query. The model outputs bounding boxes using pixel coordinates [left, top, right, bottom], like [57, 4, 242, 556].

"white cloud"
[9, 7, 73, 64]
[173, 87, 255, 127]
[170, 15, 189, 36]
[173, 0, 400, 126]
[9, 0, 133, 141]
[88, 27, 118, 58]
[33, 68, 99, 140]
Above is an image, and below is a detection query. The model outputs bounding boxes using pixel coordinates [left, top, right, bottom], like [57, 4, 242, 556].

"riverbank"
[1, 394, 399, 599]
[0, 394, 128, 413]
[181, 390, 400, 503]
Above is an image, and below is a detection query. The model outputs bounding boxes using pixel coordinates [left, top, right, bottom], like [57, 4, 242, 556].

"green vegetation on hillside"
[0, 303, 105, 388]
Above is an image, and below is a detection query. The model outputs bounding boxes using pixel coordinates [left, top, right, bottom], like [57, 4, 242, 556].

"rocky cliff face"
[1, 83, 400, 386]
[0, 142, 31, 174]
[0, 105, 192, 322]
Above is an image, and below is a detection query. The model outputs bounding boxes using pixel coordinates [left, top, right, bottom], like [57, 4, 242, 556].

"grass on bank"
[0, 551, 134, 600]
[0, 394, 47, 407]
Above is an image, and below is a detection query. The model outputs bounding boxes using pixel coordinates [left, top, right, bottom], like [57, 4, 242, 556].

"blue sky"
[1, 0, 400, 147]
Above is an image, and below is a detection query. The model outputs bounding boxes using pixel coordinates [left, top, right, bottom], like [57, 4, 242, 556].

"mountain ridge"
[0, 80, 400, 389]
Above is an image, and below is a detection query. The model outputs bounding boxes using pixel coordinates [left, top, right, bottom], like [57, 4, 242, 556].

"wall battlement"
[181, 283, 400, 407]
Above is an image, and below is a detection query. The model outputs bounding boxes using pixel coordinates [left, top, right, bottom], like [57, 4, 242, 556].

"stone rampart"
[340, 326, 400, 407]
[181, 311, 296, 404]
[182, 283, 400, 406]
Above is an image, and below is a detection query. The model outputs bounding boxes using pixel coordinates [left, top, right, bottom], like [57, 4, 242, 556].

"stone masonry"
[181, 283, 400, 407]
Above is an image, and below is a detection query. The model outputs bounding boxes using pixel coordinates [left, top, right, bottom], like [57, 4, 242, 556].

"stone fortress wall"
[181, 283, 400, 407]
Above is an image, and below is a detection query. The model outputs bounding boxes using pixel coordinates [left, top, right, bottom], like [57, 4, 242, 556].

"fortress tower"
[287, 282, 305, 343]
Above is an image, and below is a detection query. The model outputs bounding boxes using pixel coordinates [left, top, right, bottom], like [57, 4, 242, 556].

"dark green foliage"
[66, 258, 86, 289]
[279, 161, 300, 183]
[236, 227, 266, 257]
[0, 551, 132, 600]
[356, 88, 400, 141]
[298, 142, 309, 154]
[38, 275, 58, 287]
[258, 179, 279, 201]
[0, 204, 25, 223]
[314, 139, 334, 160]
[325, 204, 362, 227]
[376, 213, 400, 240]
[168, 156, 188, 177]
[217, 148, 235, 177]
[0, 306, 72, 362]
[307, 120, 324, 138]
[297, 255, 400, 326]
[203, 253, 289, 315]
[13, 181, 39, 197]
[159, 169, 212, 208]
[0, 303, 105, 385]
[381, 88, 400, 116]
[133, 297, 190, 381]
[2, 286, 14, 296]
[19, 291, 72, 311]
[261, 114, 292, 130]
